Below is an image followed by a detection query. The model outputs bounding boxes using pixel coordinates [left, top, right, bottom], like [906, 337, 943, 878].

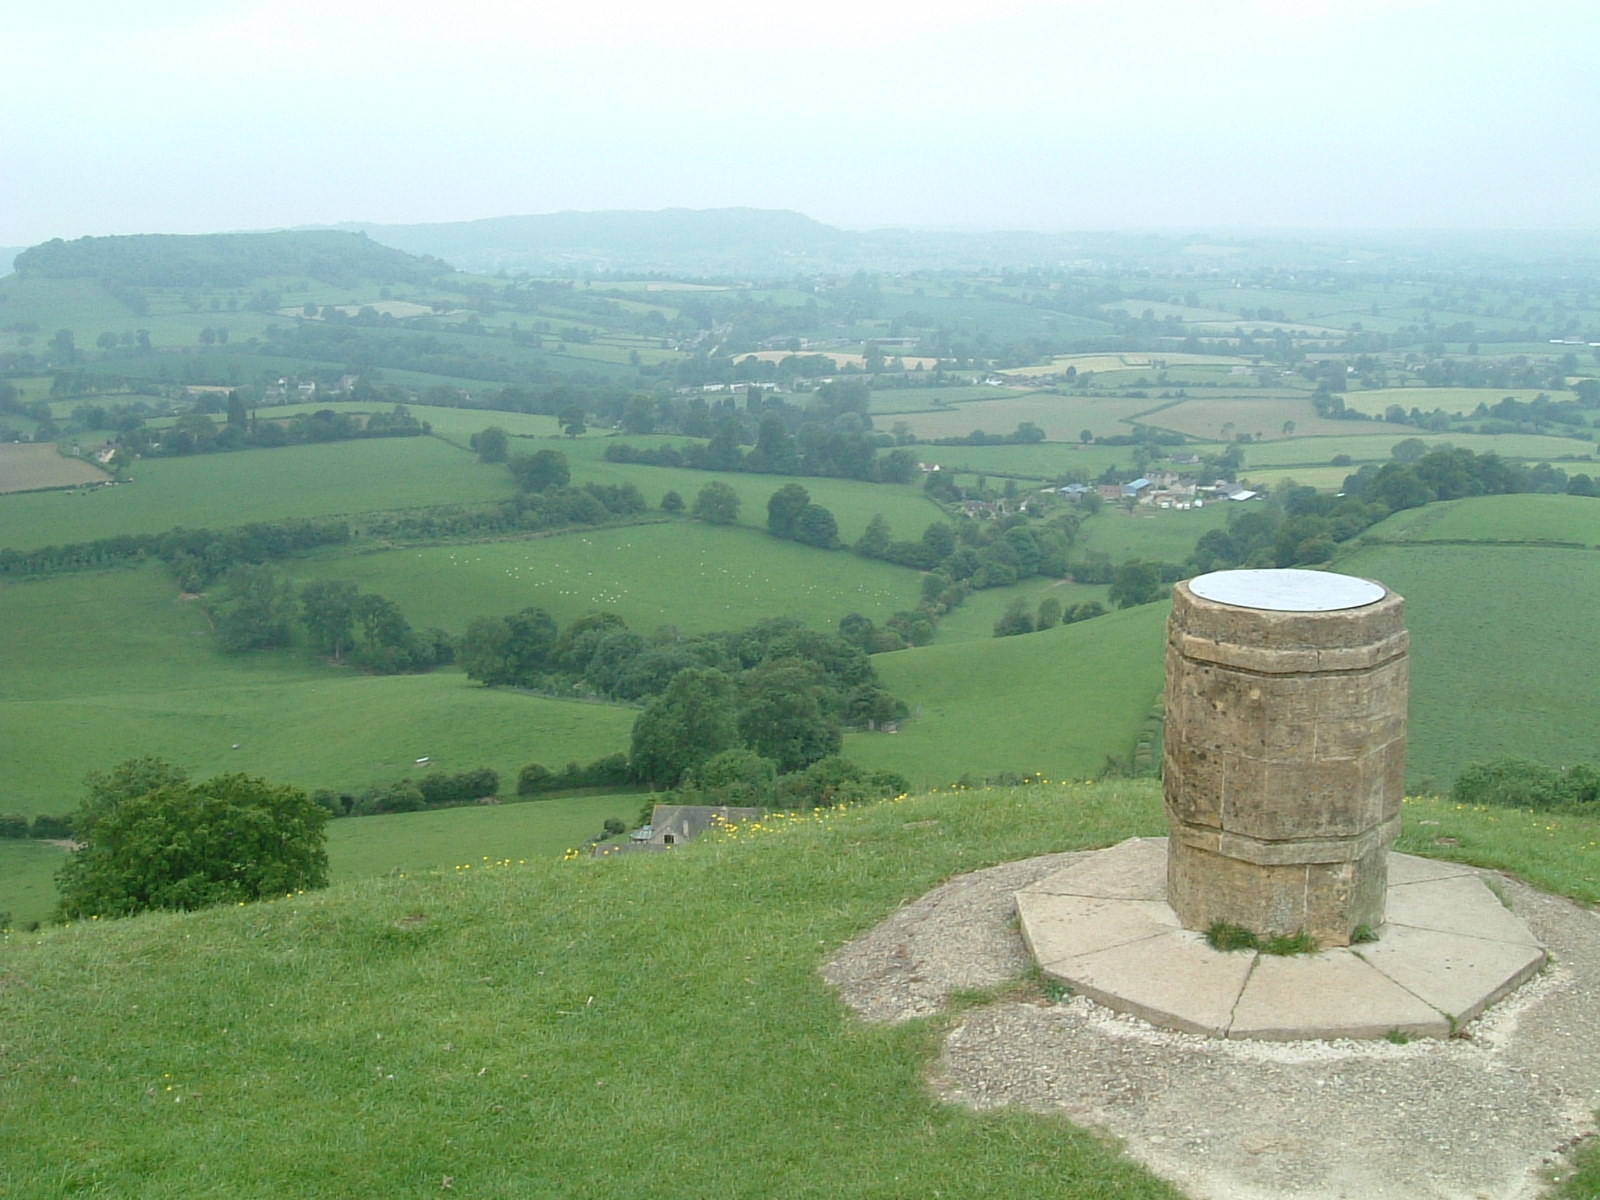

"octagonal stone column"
[1163, 569, 1407, 947]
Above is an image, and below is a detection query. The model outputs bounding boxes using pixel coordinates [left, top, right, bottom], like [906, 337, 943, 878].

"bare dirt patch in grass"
[0, 444, 110, 493]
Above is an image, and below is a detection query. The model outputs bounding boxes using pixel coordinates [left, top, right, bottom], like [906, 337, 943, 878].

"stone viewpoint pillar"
[1163, 569, 1407, 947]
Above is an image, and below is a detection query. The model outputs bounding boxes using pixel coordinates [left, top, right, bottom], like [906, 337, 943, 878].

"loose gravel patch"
[823, 855, 1600, 1200]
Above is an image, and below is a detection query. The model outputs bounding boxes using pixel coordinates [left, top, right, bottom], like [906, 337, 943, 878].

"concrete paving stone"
[1229, 951, 1451, 1041]
[1053, 929, 1256, 1038]
[1017, 892, 1179, 966]
[1386, 872, 1544, 945]
[1355, 924, 1547, 1027]
[1019, 837, 1167, 900]
[1386, 850, 1475, 885]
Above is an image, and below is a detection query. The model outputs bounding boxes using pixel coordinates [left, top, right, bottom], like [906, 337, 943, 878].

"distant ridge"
[321, 210, 1600, 278]
[12, 230, 450, 289]
[331, 207, 854, 275]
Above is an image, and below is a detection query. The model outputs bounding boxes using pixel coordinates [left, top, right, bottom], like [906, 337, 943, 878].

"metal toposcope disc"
[1187, 568, 1385, 612]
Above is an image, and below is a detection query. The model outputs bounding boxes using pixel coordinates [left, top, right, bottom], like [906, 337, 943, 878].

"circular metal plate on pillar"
[1188, 568, 1385, 612]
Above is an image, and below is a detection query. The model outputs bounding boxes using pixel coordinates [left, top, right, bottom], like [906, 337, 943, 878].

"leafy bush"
[30, 813, 74, 839]
[417, 767, 500, 808]
[1450, 758, 1600, 812]
[57, 773, 329, 919]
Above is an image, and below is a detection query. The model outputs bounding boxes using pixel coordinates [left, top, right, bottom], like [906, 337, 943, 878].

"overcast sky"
[4, 0, 1597, 247]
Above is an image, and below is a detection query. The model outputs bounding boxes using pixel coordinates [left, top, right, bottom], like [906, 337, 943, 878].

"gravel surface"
[821, 855, 1600, 1200]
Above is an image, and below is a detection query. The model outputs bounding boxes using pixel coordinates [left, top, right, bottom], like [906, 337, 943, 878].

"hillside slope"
[0, 782, 1177, 1199]
[848, 602, 1170, 787]
[12, 230, 449, 288]
[1339, 494, 1600, 786]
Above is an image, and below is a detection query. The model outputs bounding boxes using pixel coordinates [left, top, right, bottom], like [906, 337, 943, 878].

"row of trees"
[0, 517, 350, 584]
[603, 418, 919, 483]
[120, 403, 426, 458]
[993, 596, 1109, 637]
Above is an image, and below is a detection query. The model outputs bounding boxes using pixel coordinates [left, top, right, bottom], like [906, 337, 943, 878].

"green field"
[325, 793, 646, 882]
[929, 577, 1110, 644]
[0, 436, 513, 551]
[1337, 496, 1600, 787]
[215, 401, 569, 443]
[1242, 466, 1355, 490]
[1361, 493, 1600, 545]
[0, 565, 638, 818]
[913, 441, 1132, 480]
[1149, 395, 1413, 440]
[849, 603, 1169, 787]
[286, 522, 925, 633]
[559, 440, 949, 544]
[1339, 387, 1560, 417]
[1245, 431, 1597, 468]
[1072, 502, 1231, 564]
[885, 391, 1159, 442]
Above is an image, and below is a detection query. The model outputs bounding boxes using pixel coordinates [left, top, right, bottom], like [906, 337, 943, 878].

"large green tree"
[692, 481, 740, 525]
[629, 668, 739, 789]
[209, 564, 296, 651]
[508, 449, 570, 493]
[57, 772, 329, 919]
[766, 483, 811, 539]
[1108, 560, 1164, 608]
[458, 607, 558, 686]
[737, 662, 842, 773]
[300, 579, 359, 660]
[471, 425, 509, 463]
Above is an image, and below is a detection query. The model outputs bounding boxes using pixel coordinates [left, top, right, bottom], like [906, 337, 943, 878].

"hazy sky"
[4, 0, 1597, 246]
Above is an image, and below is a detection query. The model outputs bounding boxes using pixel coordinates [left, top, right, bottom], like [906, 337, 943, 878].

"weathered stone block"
[1163, 570, 1407, 947]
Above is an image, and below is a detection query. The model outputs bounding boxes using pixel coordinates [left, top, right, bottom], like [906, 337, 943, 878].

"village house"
[593, 805, 763, 856]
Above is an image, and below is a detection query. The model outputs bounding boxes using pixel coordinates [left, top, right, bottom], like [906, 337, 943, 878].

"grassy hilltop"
[2, 781, 1598, 1198]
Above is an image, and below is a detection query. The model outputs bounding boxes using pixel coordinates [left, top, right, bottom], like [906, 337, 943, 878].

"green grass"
[848, 602, 1169, 788]
[1393, 795, 1600, 907]
[0, 781, 1182, 1200]
[1, 792, 652, 931]
[1362, 493, 1600, 545]
[1073, 503, 1231, 564]
[1338, 536, 1600, 789]
[930, 578, 1110, 644]
[885, 392, 1158, 442]
[285, 522, 925, 634]
[1246, 431, 1597, 468]
[911, 441, 1133, 479]
[558, 439, 950, 545]
[0, 841, 69, 930]
[1149, 395, 1404, 440]
[0, 565, 638, 818]
[325, 794, 646, 882]
[0, 436, 512, 551]
[4, 777, 1595, 1197]
[239, 401, 567, 442]
[1338, 387, 1558, 417]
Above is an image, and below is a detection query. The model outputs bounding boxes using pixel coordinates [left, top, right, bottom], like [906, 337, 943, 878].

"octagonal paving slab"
[1017, 837, 1546, 1040]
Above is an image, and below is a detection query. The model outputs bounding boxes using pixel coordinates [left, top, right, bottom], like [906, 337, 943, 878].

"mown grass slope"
[0, 436, 512, 551]
[849, 602, 1169, 787]
[283, 521, 923, 634]
[3, 782, 1596, 1199]
[0, 565, 637, 817]
[1338, 494, 1600, 787]
[0, 782, 1178, 1200]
